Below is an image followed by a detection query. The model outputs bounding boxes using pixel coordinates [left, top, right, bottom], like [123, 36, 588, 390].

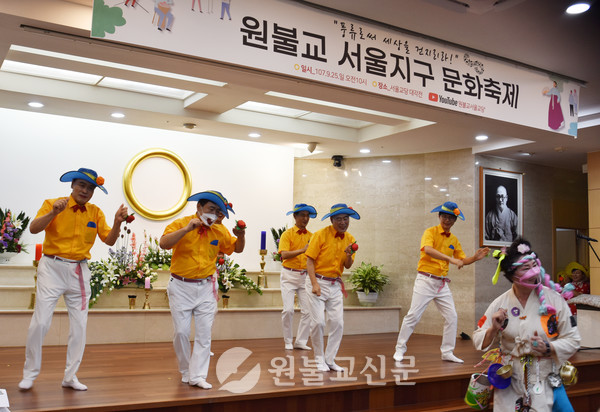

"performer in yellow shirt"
[393, 201, 489, 364]
[19, 168, 128, 391]
[278, 203, 317, 351]
[160, 190, 244, 389]
[305, 203, 359, 372]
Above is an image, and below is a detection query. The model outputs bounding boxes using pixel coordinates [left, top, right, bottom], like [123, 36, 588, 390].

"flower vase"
[222, 296, 229, 309]
[0, 252, 18, 264]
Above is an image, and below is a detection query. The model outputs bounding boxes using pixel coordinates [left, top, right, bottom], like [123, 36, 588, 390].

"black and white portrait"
[480, 168, 523, 247]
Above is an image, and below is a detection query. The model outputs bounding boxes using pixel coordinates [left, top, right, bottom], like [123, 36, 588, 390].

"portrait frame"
[479, 167, 524, 248]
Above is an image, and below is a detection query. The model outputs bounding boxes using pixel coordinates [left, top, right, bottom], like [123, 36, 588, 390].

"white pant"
[395, 273, 457, 356]
[280, 267, 311, 346]
[167, 275, 217, 382]
[305, 276, 344, 364]
[23, 256, 91, 382]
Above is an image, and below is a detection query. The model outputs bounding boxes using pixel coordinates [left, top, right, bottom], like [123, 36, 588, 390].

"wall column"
[588, 151, 600, 294]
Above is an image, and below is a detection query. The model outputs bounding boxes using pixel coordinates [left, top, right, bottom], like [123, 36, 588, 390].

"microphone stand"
[586, 239, 600, 264]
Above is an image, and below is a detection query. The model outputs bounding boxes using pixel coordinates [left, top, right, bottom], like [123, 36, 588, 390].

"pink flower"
[517, 244, 530, 254]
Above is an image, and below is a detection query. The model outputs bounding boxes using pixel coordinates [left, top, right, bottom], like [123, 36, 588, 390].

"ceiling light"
[10, 45, 227, 87]
[475, 134, 488, 141]
[360, 148, 371, 154]
[566, 3, 590, 14]
[519, 152, 532, 156]
[382, 160, 391, 163]
[450, 177, 459, 180]
[111, 112, 125, 118]
[28, 102, 44, 108]
[424, 177, 432, 181]
[237, 101, 309, 118]
[433, 184, 439, 188]
[300, 112, 373, 128]
[440, 188, 447, 192]
[266, 91, 411, 121]
[248, 132, 261, 138]
[1, 60, 102, 84]
[99, 77, 194, 99]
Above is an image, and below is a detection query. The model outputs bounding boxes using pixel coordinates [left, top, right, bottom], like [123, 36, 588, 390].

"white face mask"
[200, 213, 217, 227]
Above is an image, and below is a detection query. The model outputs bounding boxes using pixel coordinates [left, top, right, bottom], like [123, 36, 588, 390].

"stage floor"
[1, 333, 599, 412]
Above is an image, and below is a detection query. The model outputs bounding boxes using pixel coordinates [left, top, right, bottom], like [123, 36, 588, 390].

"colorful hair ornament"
[492, 249, 505, 285]
[517, 244, 530, 254]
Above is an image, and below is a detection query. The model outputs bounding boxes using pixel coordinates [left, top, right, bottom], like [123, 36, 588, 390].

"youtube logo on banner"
[429, 92, 439, 102]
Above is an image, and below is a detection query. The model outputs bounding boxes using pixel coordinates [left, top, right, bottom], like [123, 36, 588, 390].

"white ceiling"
[0, 0, 598, 170]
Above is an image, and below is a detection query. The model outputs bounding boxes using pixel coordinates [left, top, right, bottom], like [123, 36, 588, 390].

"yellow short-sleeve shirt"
[417, 224, 466, 277]
[305, 225, 355, 278]
[37, 196, 112, 261]
[279, 225, 312, 270]
[163, 215, 237, 279]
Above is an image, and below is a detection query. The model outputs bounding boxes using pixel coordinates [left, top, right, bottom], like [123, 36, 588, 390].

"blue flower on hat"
[286, 203, 317, 218]
[187, 190, 233, 218]
[430, 201, 465, 220]
[321, 203, 360, 221]
[60, 168, 107, 194]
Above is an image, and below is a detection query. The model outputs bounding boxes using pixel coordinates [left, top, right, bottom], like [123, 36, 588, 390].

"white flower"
[517, 244, 530, 254]
[13, 219, 22, 230]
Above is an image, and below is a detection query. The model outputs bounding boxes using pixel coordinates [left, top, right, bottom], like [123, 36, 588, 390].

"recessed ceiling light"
[450, 177, 459, 180]
[566, 2, 590, 14]
[28, 101, 44, 108]
[382, 160, 391, 163]
[433, 184, 439, 188]
[424, 177, 432, 181]
[475, 134, 488, 141]
[519, 151, 533, 156]
[111, 112, 125, 119]
[475, 161, 480, 165]
[360, 149, 371, 154]
[440, 188, 447, 192]
[248, 132, 261, 138]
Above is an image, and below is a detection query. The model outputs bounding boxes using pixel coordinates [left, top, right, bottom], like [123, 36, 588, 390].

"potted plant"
[348, 262, 389, 306]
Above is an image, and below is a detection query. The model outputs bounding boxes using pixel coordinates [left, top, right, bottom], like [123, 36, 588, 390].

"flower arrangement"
[216, 255, 262, 298]
[89, 225, 158, 307]
[0, 208, 31, 254]
[270, 226, 287, 261]
[144, 233, 172, 270]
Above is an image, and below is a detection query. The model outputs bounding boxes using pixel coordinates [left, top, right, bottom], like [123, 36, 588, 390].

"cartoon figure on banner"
[542, 80, 564, 130]
[220, 0, 231, 20]
[192, 0, 202, 12]
[153, 0, 175, 31]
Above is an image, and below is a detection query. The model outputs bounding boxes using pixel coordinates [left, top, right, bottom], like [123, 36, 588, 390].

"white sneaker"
[181, 374, 189, 384]
[210, 351, 214, 356]
[441, 353, 464, 363]
[62, 377, 88, 391]
[293, 342, 311, 350]
[18, 378, 33, 390]
[189, 378, 212, 389]
[326, 362, 344, 372]
[284, 343, 294, 350]
[316, 362, 330, 372]
[393, 350, 404, 362]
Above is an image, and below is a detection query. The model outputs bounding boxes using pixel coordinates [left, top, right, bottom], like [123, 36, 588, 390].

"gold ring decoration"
[123, 148, 192, 220]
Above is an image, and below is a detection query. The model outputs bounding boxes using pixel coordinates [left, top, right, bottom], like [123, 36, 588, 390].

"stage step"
[0, 305, 402, 346]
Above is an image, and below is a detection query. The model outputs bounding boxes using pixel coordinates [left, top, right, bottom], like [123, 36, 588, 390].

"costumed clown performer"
[160, 190, 245, 389]
[394, 201, 489, 364]
[19, 168, 128, 391]
[305, 203, 359, 372]
[473, 237, 580, 411]
[279, 203, 317, 351]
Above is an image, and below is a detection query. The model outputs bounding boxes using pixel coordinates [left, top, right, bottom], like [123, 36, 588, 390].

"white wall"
[0, 108, 294, 269]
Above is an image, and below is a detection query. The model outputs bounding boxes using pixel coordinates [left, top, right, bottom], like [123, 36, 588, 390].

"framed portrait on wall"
[479, 167, 524, 248]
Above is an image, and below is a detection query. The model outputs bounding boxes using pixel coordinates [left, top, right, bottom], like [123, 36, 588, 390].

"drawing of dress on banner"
[542, 81, 564, 130]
